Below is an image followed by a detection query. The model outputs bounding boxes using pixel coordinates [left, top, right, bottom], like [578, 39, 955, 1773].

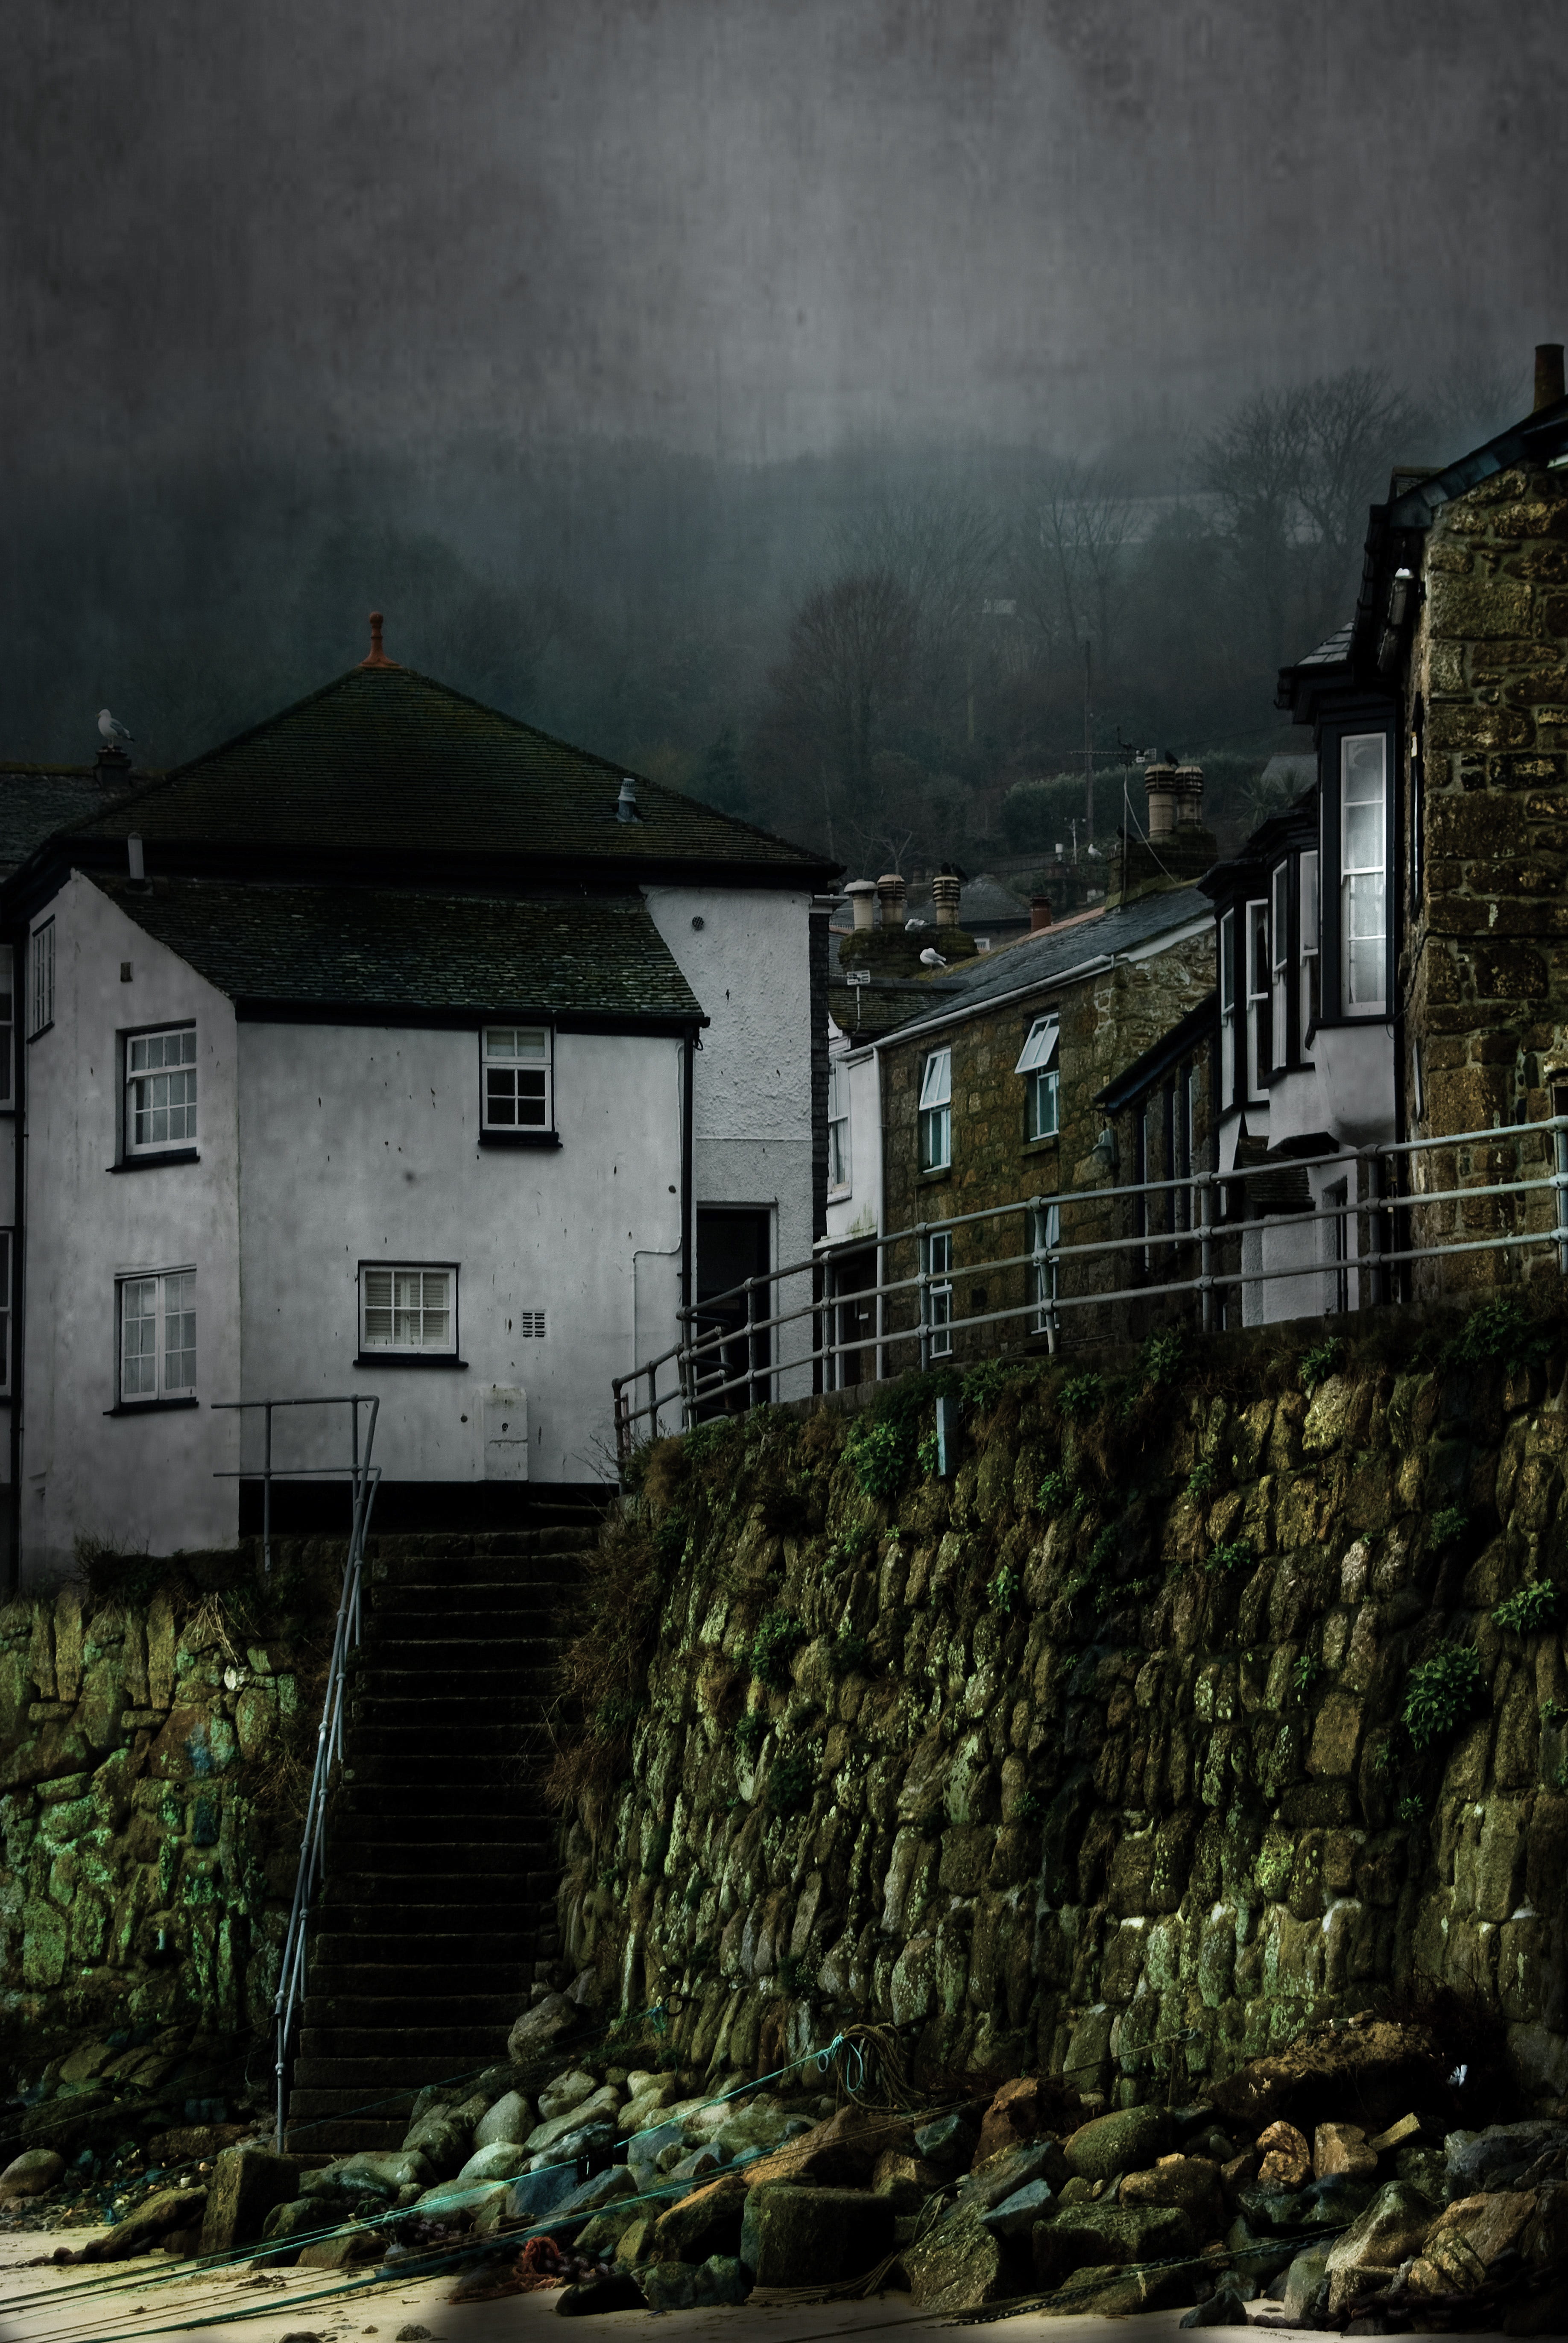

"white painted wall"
[236, 1023, 685, 1487]
[21, 874, 242, 1583]
[643, 884, 816, 1381]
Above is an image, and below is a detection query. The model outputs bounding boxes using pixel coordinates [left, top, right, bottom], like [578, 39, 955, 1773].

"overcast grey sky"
[3, 0, 1562, 476]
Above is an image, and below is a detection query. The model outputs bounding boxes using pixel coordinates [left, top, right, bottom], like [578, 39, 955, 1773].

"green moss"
[1058, 1374, 1103, 1421]
[766, 1748, 815, 1817]
[1206, 1540, 1250, 1575]
[990, 1565, 1021, 1614]
[1430, 1505, 1468, 1547]
[829, 1630, 869, 1676]
[734, 1711, 767, 1761]
[1300, 1337, 1342, 1394]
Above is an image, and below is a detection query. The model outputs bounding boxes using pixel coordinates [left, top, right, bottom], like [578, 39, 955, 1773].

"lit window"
[1015, 1016, 1060, 1141]
[925, 1230, 953, 1356]
[28, 922, 53, 1038]
[1219, 910, 1236, 1105]
[1299, 851, 1319, 1054]
[118, 1269, 196, 1403]
[126, 1026, 197, 1153]
[828, 1057, 851, 1192]
[1270, 864, 1289, 1063]
[483, 1027, 552, 1130]
[919, 1047, 952, 1171]
[360, 1265, 456, 1354]
[1341, 734, 1387, 1011]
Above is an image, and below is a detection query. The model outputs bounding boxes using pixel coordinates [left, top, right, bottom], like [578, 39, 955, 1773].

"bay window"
[919, 1047, 952, 1171]
[1270, 864, 1289, 1061]
[1299, 851, 1319, 1054]
[1341, 734, 1387, 1012]
[1245, 900, 1270, 1101]
[1220, 910, 1236, 1105]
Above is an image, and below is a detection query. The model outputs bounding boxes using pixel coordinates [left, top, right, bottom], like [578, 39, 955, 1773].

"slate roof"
[0, 766, 143, 874]
[877, 885, 1213, 1048]
[61, 661, 829, 878]
[97, 875, 705, 1023]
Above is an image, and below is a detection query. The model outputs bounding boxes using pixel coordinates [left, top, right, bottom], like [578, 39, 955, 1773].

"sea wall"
[0, 1547, 336, 2071]
[553, 1311, 1568, 2112]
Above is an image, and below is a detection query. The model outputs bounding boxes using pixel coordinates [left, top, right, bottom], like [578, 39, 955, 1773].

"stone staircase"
[284, 1499, 603, 2154]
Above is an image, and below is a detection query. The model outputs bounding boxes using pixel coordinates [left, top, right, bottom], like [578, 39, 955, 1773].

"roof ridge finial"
[360, 611, 398, 668]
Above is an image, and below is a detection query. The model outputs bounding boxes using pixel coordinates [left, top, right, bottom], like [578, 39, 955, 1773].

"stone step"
[320, 1871, 556, 1908]
[298, 2018, 521, 2058]
[284, 2116, 410, 2153]
[304, 1968, 530, 2005]
[308, 1931, 533, 1965]
[343, 1724, 551, 1756]
[291, 2045, 512, 2088]
[339, 1757, 543, 1790]
[333, 1786, 553, 1822]
[369, 1546, 594, 1586]
[322, 1842, 543, 1879]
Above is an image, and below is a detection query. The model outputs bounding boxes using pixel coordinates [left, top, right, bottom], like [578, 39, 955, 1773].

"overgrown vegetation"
[1300, 1336, 1342, 1394]
[1403, 1643, 1486, 1751]
[1493, 1580, 1558, 1635]
[749, 1610, 808, 1688]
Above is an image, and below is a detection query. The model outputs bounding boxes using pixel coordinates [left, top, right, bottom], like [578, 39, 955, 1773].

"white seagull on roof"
[919, 946, 948, 968]
[98, 709, 133, 745]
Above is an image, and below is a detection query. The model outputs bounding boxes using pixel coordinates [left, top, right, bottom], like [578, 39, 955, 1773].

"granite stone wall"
[0, 1560, 329, 2066]
[1406, 459, 1568, 1297]
[556, 1328, 1568, 2112]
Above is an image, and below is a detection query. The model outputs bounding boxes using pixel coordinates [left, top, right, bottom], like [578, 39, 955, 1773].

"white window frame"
[359, 1263, 459, 1357]
[1016, 1016, 1060, 1142]
[28, 921, 53, 1039]
[0, 947, 13, 1106]
[918, 1047, 952, 1172]
[481, 1026, 553, 1133]
[125, 1024, 198, 1156]
[1219, 908, 1236, 1105]
[1299, 850, 1319, 1057]
[924, 1229, 953, 1356]
[1245, 899, 1270, 1104]
[827, 1056, 851, 1193]
[117, 1267, 197, 1405]
[1340, 733, 1387, 1014]
[1270, 863, 1289, 1064]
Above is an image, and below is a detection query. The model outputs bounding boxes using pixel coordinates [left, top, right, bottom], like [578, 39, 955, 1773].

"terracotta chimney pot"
[876, 872, 907, 927]
[931, 872, 962, 928]
[1143, 759, 1178, 838]
[844, 880, 877, 931]
[359, 610, 398, 668]
[1030, 897, 1053, 931]
[1173, 761, 1205, 827]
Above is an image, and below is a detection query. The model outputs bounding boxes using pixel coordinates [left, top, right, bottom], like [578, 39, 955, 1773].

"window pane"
[163, 1271, 196, 1391]
[486, 1067, 518, 1124]
[919, 1048, 951, 1108]
[1219, 911, 1235, 1014]
[514, 1070, 547, 1125]
[363, 1268, 393, 1346]
[486, 1028, 518, 1057]
[122, 1278, 158, 1397]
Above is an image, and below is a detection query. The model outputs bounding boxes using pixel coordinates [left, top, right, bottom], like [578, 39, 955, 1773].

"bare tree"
[1013, 459, 1135, 676]
[768, 568, 918, 806]
[1293, 371, 1424, 634]
[1197, 392, 1309, 670]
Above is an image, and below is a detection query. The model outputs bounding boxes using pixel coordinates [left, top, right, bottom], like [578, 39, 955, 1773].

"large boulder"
[710, 2105, 813, 2161]
[973, 2078, 1049, 2168]
[536, 2067, 600, 2124]
[398, 2112, 469, 2177]
[903, 2202, 1015, 2313]
[454, 2141, 530, 2185]
[0, 2150, 64, 2201]
[81, 2186, 208, 2261]
[576, 2202, 646, 2257]
[872, 2148, 946, 2213]
[524, 2084, 620, 2155]
[1033, 2202, 1199, 2288]
[1322, 2180, 1435, 2317]
[502, 2164, 579, 2224]
[980, 2178, 1054, 2239]
[638, 2255, 750, 2311]
[527, 2117, 616, 2172]
[1281, 2245, 1330, 2323]
[741, 2103, 912, 2191]
[1063, 2103, 1174, 2182]
[306, 2150, 433, 2196]
[1255, 2120, 1311, 2191]
[199, 2145, 300, 2254]
[740, 2183, 893, 2286]
[1120, 2155, 1223, 2226]
[471, 2090, 533, 2150]
[1407, 2189, 1536, 2295]
[1030, 2259, 1204, 2317]
[652, 2172, 749, 2263]
[506, 1993, 577, 2066]
[1445, 2122, 1568, 2199]
[914, 2107, 982, 2174]
[1211, 2018, 1442, 2136]
[551, 2164, 638, 2224]
[296, 2225, 382, 2270]
[1313, 2121, 1378, 2181]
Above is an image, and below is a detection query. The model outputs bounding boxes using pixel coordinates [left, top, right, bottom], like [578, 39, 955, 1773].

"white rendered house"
[1, 629, 834, 1583]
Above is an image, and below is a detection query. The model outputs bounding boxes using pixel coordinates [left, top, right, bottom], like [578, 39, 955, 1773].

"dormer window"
[1341, 734, 1387, 1012]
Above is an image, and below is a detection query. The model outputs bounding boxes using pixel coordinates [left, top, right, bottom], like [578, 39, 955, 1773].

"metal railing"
[613, 1113, 1568, 1459]
[212, 1394, 381, 2149]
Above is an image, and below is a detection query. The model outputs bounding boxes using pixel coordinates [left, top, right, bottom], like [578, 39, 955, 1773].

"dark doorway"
[695, 1207, 771, 1415]
[828, 1245, 877, 1387]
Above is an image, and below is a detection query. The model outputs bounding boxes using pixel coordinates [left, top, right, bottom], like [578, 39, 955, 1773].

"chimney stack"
[876, 872, 906, 927]
[1030, 896, 1053, 931]
[844, 880, 877, 931]
[1173, 760, 1205, 828]
[931, 870, 962, 928]
[1143, 757, 1178, 838]
[1536, 344, 1566, 413]
[617, 777, 639, 823]
[127, 833, 145, 883]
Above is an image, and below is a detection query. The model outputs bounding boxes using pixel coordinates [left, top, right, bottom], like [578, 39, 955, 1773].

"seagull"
[919, 946, 948, 968]
[98, 710, 133, 745]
